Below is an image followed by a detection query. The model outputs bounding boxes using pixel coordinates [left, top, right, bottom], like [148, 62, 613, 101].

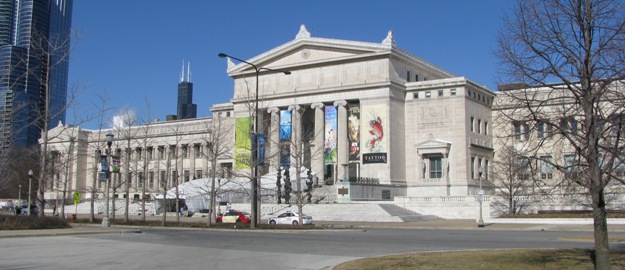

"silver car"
[268, 211, 313, 225]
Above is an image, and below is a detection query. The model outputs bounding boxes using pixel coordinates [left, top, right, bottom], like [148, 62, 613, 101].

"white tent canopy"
[153, 167, 317, 212]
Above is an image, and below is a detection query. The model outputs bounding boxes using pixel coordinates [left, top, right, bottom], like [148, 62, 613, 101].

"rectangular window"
[158, 146, 165, 159]
[194, 144, 202, 158]
[171, 171, 178, 184]
[540, 156, 553, 179]
[484, 121, 489, 135]
[138, 172, 144, 188]
[478, 119, 482, 134]
[450, 89, 456, 96]
[182, 145, 188, 159]
[517, 157, 530, 180]
[413, 92, 419, 99]
[195, 170, 202, 179]
[160, 171, 167, 188]
[407, 71, 411, 82]
[429, 156, 442, 178]
[136, 148, 142, 160]
[147, 147, 153, 160]
[484, 160, 489, 180]
[471, 156, 476, 179]
[537, 123, 545, 138]
[564, 154, 577, 179]
[148, 171, 154, 188]
[184, 170, 190, 182]
[415, 74, 419, 81]
[438, 90, 444, 97]
[425, 91, 431, 98]
[471, 117, 475, 132]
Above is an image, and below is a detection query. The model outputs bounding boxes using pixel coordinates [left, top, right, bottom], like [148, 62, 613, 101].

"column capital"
[288, 105, 301, 112]
[267, 107, 280, 114]
[311, 103, 324, 110]
[333, 100, 347, 107]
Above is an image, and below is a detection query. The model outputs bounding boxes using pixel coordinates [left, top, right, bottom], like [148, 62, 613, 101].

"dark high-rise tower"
[177, 61, 197, 119]
[0, 0, 73, 148]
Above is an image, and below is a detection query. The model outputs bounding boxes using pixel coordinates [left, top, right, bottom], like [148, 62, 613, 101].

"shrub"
[0, 215, 71, 230]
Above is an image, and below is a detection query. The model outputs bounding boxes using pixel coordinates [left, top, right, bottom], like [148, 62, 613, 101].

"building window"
[194, 144, 202, 158]
[438, 90, 444, 97]
[478, 119, 482, 134]
[182, 145, 188, 159]
[450, 89, 456, 96]
[415, 74, 419, 81]
[540, 156, 553, 179]
[471, 117, 475, 132]
[195, 170, 202, 179]
[468, 90, 472, 96]
[184, 170, 190, 182]
[564, 154, 577, 179]
[484, 121, 489, 135]
[136, 148, 142, 160]
[147, 147, 153, 160]
[407, 71, 411, 82]
[160, 171, 167, 188]
[425, 91, 431, 98]
[148, 171, 154, 188]
[171, 171, 178, 184]
[429, 156, 443, 179]
[537, 122, 545, 138]
[484, 159, 489, 180]
[523, 123, 530, 140]
[138, 172, 144, 188]
[517, 157, 530, 180]
[158, 146, 165, 159]
[413, 92, 419, 99]
[471, 156, 476, 179]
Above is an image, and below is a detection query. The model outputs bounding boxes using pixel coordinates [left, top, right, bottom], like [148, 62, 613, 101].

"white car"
[268, 211, 313, 225]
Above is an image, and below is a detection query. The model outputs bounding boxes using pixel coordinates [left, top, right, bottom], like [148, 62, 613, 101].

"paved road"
[2, 225, 619, 270]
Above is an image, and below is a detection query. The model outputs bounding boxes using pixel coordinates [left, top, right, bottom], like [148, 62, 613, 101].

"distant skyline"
[68, 0, 515, 129]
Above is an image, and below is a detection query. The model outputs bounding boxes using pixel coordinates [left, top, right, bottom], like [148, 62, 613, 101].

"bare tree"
[491, 146, 544, 215]
[198, 114, 234, 226]
[495, 0, 625, 268]
[111, 106, 138, 223]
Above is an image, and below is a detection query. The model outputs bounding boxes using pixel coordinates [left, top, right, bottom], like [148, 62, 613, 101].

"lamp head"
[218, 53, 227, 58]
[28, 169, 33, 176]
[106, 132, 114, 147]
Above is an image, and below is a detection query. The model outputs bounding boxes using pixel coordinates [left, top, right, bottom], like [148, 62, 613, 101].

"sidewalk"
[2, 217, 625, 239]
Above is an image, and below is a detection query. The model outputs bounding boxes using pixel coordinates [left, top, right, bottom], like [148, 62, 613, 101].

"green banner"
[235, 117, 252, 169]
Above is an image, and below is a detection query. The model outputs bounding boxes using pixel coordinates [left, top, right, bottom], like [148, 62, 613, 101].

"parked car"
[216, 210, 251, 224]
[16, 205, 38, 216]
[268, 211, 313, 225]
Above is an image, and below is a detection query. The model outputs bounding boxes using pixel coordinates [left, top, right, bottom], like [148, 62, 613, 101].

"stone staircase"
[378, 203, 440, 222]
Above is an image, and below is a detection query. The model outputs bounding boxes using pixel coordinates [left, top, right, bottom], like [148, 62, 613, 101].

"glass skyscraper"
[0, 0, 73, 148]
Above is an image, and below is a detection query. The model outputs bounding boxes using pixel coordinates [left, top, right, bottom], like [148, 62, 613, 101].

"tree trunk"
[591, 188, 610, 270]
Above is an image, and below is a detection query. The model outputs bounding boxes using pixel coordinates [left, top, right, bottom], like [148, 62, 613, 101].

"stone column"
[334, 100, 348, 181]
[311, 103, 324, 184]
[267, 107, 280, 172]
[288, 105, 301, 168]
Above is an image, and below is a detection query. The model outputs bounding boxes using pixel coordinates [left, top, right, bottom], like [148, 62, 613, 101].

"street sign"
[73, 191, 81, 205]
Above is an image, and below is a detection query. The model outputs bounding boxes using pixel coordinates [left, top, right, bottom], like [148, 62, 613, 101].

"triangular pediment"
[226, 25, 393, 75]
[416, 138, 452, 156]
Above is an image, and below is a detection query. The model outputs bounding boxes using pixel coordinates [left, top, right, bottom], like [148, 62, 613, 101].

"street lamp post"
[218, 53, 290, 228]
[477, 166, 485, 228]
[18, 184, 21, 210]
[27, 169, 33, 216]
[102, 133, 114, 227]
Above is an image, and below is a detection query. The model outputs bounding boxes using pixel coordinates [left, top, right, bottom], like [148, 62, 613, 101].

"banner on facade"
[324, 106, 337, 164]
[280, 141, 290, 167]
[280, 110, 292, 141]
[363, 104, 386, 156]
[348, 104, 360, 163]
[235, 117, 252, 169]
[111, 155, 120, 173]
[257, 134, 266, 167]
[100, 155, 109, 172]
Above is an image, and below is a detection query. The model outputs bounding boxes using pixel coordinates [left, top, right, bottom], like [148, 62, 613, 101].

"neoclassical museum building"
[45, 25, 499, 218]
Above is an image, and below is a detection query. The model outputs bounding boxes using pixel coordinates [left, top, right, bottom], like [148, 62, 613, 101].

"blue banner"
[280, 110, 292, 141]
[257, 134, 266, 166]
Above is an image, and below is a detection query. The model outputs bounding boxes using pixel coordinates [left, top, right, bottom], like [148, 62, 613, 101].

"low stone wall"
[394, 195, 491, 219]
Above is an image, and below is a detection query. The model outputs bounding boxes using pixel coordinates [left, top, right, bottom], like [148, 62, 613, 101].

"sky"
[68, 0, 516, 129]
